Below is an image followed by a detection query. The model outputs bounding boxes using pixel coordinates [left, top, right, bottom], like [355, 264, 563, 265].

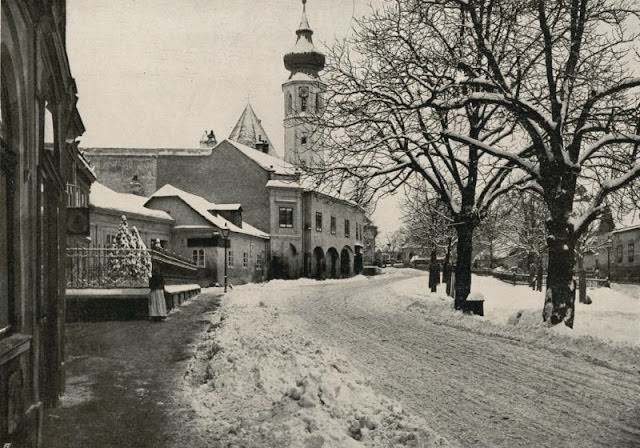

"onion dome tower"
[282, 0, 325, 166]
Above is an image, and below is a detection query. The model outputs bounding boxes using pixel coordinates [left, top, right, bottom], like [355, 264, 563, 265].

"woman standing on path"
[148, 266, 167, 321]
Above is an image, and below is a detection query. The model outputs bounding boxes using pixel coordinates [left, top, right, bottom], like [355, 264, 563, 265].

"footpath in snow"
[181, 276, 451, 447]
[178, 269, 640, 447]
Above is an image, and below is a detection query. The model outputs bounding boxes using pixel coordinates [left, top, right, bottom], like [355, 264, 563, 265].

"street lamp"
[221, 223, 230, 293]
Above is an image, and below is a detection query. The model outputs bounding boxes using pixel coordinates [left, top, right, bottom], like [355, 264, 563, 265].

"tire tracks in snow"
[284, 272, 640, 447]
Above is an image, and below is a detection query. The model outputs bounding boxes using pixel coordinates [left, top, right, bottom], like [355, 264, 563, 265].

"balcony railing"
[66, 183, 88, 208]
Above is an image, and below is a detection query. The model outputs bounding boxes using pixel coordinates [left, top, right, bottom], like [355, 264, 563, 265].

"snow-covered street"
[179, 269, 640, 447]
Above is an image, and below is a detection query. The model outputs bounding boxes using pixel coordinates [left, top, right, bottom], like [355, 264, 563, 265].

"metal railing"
[66, 247, 201, 289]
[473, 268, 609, 288]
[66, 248, 151, 289]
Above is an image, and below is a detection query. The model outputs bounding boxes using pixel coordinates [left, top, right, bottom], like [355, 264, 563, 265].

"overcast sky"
[67, 0, 402, 237]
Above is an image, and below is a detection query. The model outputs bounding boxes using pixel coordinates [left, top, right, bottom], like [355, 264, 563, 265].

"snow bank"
[388, 270, 640, 371]
[181, 279, 451, 447]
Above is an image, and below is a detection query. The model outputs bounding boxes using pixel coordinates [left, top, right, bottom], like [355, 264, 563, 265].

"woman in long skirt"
[148, 268, 167, 321]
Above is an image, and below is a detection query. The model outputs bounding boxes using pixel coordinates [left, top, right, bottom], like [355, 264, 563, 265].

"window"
[192, 249, 205, 267]
[315, 212, 322, 232]
[345, 219, 351, 237]
[228, 249, 234, 267]
[616, 245, 623, 263]
[629, 242, 635, 263]
[356, 223, 360, 241]
[44, 103, 55, 152]
[256, 253, 264, 271]
[105, 234, 116, 247]
[279, 207, 294, 228]
[330, 216, 336, 235]
[300, 96, 307, 112]
[301, 135, 307, 145]
[286, 93, 293, 115]
[243, 252, 248, 268]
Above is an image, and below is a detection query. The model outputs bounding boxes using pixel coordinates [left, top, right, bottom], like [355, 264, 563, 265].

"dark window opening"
[279, 207, 294, 228]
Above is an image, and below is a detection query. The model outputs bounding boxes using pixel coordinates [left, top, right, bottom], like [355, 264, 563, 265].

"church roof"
[228, 103, 275, 152]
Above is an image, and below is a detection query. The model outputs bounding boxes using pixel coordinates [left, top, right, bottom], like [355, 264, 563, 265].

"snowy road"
[184, 269, 640, 447]
[285, 271, 640, 447]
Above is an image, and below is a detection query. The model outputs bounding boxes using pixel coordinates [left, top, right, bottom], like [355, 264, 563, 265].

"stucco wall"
[156, 140, 272, 232]
[89, 209, 173, 249]
[302, 192, 366, 278]
[84, 154, 157, 197]
[268, 187, 304, 278]
[145, 196, 268, 285]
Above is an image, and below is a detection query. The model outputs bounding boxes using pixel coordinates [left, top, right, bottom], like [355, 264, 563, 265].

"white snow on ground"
[182, 275, 452, 447]
[180, 269, 639, 446]
[385, 270, 640, 348]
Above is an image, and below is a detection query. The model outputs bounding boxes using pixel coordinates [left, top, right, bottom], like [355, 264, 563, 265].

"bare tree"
[308, 0, 529, 306]
[402, 185, 456, 256]
[437, 0, 640, 327]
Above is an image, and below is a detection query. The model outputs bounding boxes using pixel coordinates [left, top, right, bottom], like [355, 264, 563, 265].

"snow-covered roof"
[147, 184, 269, 239]
[78, 151, 97, 179]
[265, 179, 303, 189]
[172, 225, 214, 230]
[288, 72, 321, 83]
[613, 223, 640, 234]
[223, 139, 298, 176]
[209, 204, 242, 211]
[82, 147, 211, 157]
[90, 182, 174, 222]
[617, 210, 640, 229]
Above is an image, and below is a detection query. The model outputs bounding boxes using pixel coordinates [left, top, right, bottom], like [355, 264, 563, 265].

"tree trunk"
[454, 220, 474, 309]
[489, 240, 494, 269]
[543, 220, 577, 328]
[443, 238, 452, 297]
[577, 254, 587, 304]
[536, 256, 543, 292]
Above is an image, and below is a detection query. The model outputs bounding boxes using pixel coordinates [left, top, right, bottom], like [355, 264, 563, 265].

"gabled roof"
[90, 182, 174, 222]
[228, 103, 275, 153]
[146, 184, 269, 239]
[223, 139, 298, 176]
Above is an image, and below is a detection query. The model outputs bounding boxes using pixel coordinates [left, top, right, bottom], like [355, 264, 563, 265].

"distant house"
[610, 225, 640, 282]
[145, 184, 270, 286]
[89, 182, 174, 248]
[584, 212, 640, 283]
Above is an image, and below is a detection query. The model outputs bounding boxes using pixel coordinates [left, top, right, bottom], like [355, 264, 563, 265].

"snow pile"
[181, 281, 451, 447]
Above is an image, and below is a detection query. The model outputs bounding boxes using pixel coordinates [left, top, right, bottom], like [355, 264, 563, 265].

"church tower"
[282, 0, 325, 166]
